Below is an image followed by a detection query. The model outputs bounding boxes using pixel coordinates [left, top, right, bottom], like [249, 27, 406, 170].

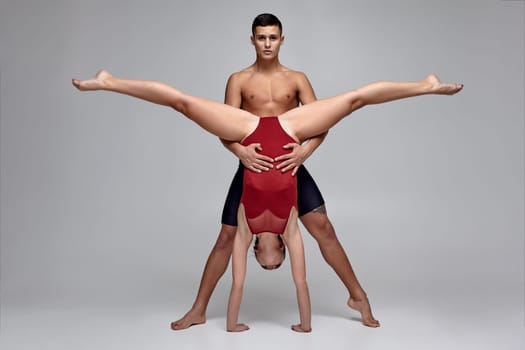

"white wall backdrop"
[1, 0, 523, 349]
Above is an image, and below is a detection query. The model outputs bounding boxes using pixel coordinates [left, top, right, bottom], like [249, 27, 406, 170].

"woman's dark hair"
[251, 13, 282, 36]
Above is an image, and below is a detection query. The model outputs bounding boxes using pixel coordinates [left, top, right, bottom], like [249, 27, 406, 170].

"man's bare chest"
[241, 80, 298, 105]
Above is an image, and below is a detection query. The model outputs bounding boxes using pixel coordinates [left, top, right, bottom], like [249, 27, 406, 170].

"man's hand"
[239, 143, 274, 173]
[275, 143, 309, 176]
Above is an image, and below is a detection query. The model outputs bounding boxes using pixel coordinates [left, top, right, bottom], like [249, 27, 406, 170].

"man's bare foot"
[170, 310, 206, 331]
[348, 297, 380, 328]
[291, 324, 312, 333]
[227, 323, 250, 332]
[426, 74, 463, 95]
[72, 70, 112, 91]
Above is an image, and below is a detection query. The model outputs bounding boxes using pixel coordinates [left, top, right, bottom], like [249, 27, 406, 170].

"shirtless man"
[171, 13, 380, 329]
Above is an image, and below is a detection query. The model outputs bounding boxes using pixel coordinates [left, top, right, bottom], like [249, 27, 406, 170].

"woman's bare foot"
[291, 324, 312, 333]
[72, 70, 112, 91]
[348, 297, 380, 328]
[426, 74, 463, 95]
[227, 323, 250, 332]
[170, 310, 206, 331]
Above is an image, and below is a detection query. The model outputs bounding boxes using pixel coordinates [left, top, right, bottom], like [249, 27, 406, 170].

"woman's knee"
[171, 91, 190, 113]
[347, 90, 365, 112]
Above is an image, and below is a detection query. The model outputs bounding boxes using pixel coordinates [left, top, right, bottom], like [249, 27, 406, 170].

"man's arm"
[275, 72, 328, 175]
[220, 73, 273, 173]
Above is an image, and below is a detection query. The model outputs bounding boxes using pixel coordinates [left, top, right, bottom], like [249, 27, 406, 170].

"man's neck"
[253, 58, 282, 73]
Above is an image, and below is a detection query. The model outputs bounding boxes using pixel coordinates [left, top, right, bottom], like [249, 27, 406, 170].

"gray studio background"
[1, 0, 523, 349]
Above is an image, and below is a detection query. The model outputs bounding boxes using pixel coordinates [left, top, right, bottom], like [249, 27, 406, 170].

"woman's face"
[254, 233, 285, 270]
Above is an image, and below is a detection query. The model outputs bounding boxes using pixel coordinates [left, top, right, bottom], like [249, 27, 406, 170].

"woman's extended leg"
[280, 74, 462, 141]
[72, 70, 258, 141]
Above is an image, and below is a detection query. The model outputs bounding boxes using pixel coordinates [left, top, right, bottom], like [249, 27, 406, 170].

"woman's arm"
[283, 222, 312, 332]
[226, 215, 253, 332]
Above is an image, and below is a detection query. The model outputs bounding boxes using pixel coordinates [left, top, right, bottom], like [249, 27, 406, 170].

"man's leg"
[171, 164, 244, 330]
[296, 165, 379, 327]
[300, 208, 379, 327]
[171, 224, 236, 330]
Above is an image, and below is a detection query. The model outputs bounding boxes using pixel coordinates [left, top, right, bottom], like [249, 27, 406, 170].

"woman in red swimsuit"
[72, 70, 462, 332]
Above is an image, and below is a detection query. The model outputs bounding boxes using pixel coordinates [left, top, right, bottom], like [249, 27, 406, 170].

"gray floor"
[1, 304, 522, 350]
[2, 285, 523, 350]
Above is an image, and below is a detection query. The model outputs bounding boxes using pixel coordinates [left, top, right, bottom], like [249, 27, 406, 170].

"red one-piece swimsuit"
[240, 116, 297, 234]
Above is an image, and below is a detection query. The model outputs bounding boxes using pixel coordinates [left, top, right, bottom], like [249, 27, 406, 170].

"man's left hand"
[275, 143, 308, 176]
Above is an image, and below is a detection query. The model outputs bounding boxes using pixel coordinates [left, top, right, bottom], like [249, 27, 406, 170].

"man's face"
[251, 25, 284, 60]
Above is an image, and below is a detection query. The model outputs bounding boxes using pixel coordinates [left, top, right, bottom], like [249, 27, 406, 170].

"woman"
[72, 70, 462, 332]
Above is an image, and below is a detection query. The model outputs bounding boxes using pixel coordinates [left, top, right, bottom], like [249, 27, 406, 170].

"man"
[171, 13, 380, 329]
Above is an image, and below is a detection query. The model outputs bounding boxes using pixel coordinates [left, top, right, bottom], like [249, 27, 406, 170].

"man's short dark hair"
[251, 13, 283, 36]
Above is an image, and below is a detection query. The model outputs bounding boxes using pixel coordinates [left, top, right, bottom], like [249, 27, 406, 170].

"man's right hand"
[238, 143, 274, 173]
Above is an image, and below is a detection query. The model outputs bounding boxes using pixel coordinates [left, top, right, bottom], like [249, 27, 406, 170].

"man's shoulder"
[227, 65, 311, 90]
[279, 67, 315, 102]
[226, 67, 255, 88]
[229, 66, 256, 79]
[280, 67, 310, 82]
